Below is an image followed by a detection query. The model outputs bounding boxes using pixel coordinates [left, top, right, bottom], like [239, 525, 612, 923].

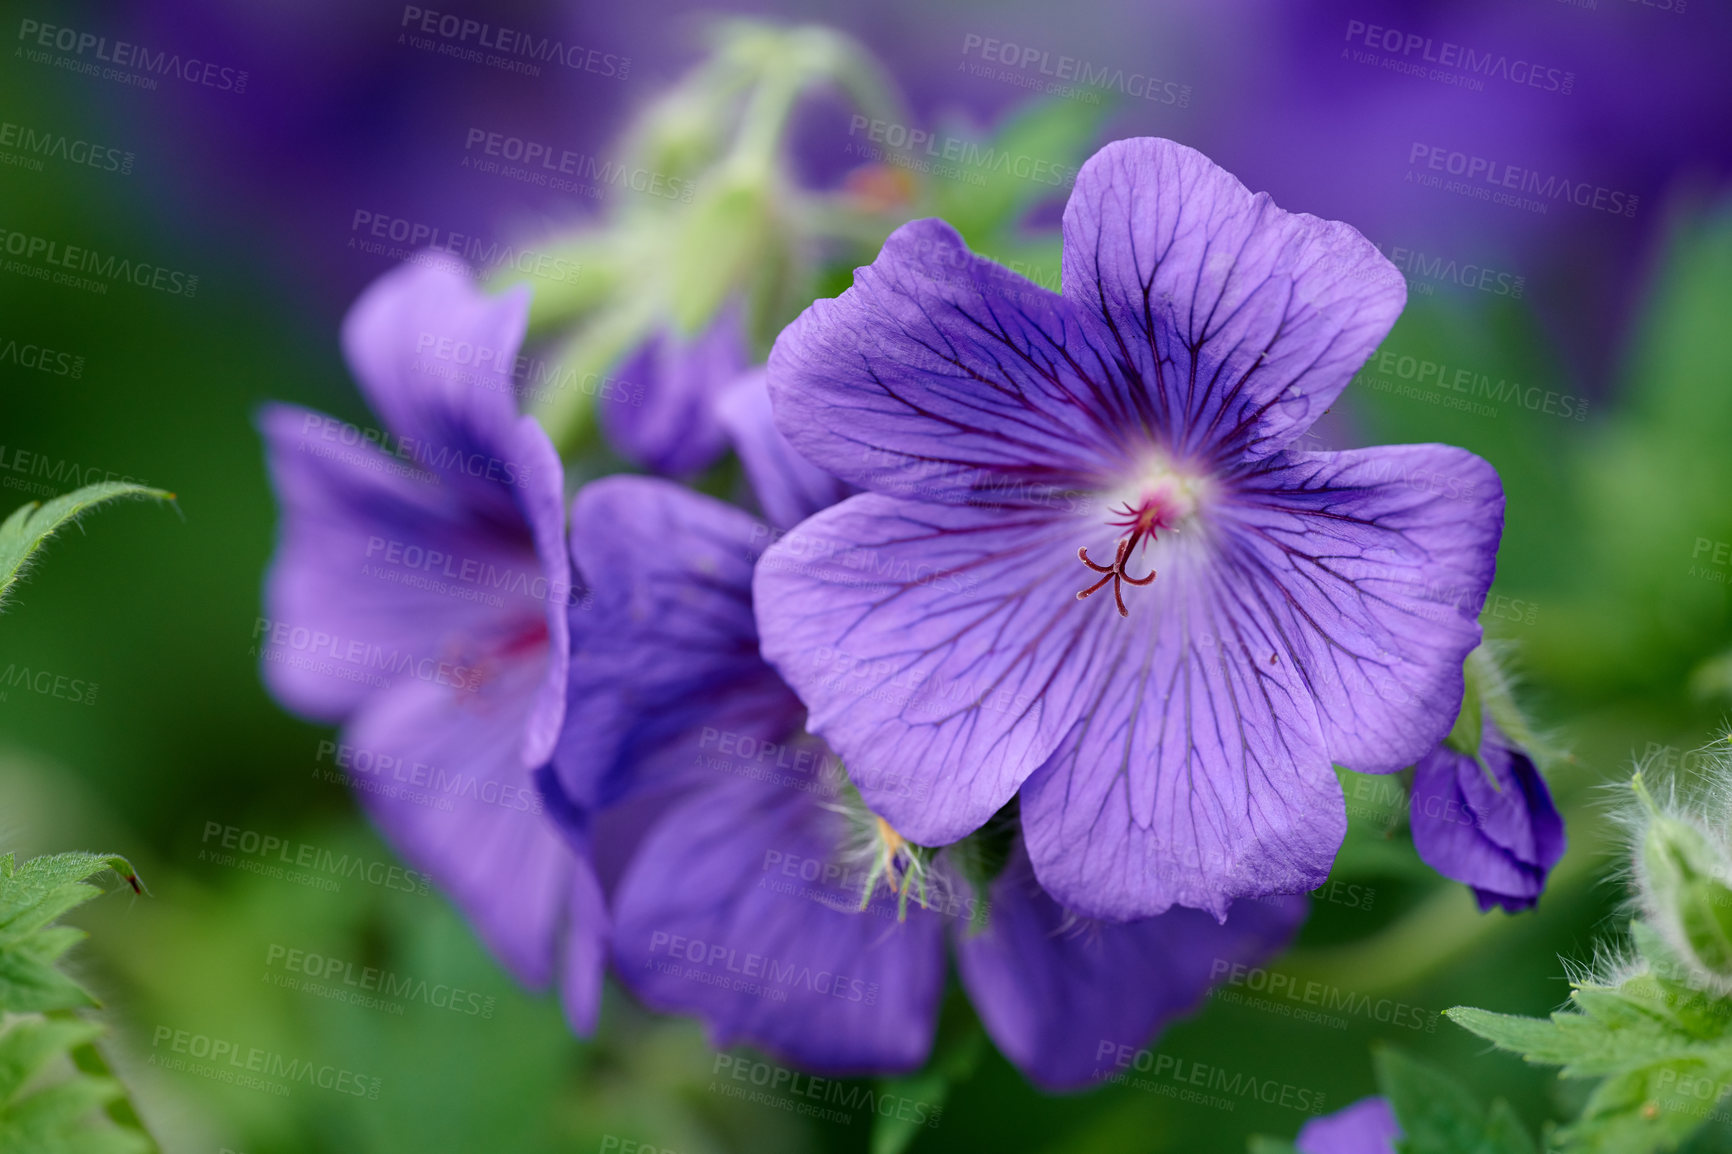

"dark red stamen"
[1076, 538, 1157, 617]
[1077, 500, 1168, 617]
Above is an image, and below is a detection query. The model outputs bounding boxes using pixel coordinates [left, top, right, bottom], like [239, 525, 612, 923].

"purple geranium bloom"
[716, 369, 856, 531]
[753, 136, 1505, 920]
[552, 474, 1304, 1085]
[1296, 1096, 1401, 1154]
[259, 256, 605, 1029]
[1410, 715, 1565, 913]
[602, 306, 749, 477]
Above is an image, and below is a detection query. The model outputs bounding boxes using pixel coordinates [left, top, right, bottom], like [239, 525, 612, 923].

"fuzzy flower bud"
[1629, 769, 1732, 991]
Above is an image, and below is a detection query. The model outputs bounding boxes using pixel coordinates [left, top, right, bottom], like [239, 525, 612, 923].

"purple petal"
[257, 404, 571, 767]
[1411, 718, 1565, 913]
[953, 840, 1306, 1091]
[343, 675, 573, 988]
[610, 777, 945, 1075]
[1061, 137, 1406, 465]
[1021, 443, 1502, 919]
[1296, 1096, 1402, 1154]
[754, 493, 1102, 846]
[554, 475, 802, 810]
[533, 766, 610, 1036]
[716, 369, 855, 530]
[767, 218, 1125, 504]
[602, 306, 747, 478]
[340, 255, 532, 508]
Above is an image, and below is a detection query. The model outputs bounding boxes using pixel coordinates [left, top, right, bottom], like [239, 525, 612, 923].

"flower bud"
[1630, 772, 1732, 990]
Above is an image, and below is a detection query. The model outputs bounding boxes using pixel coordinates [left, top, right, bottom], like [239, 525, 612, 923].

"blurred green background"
[6, 2, 1732, 1152]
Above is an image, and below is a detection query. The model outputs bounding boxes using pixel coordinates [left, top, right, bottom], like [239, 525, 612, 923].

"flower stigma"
[1077, 463, 1208, 617]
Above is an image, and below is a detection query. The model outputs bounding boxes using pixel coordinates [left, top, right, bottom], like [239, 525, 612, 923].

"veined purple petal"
[1062, 138, 1406, 466]
[1021, 444, 1500, 919]
[344, 674, 571, 988]
[534, 766, 610, 1036]
[610, 776, 945, 1076]
[754, 493, 1108, 846]
[767, 219, 1125, 505]
[1411, 717, 1564, 913]
[340, 255, 533, 512]
[602, 306, 747, 478]
[952, 840, 1306, 1092]
[1296, 1096, 1402, 1154]
[717, 369, 855, 530]
[554, 476, 802, 810]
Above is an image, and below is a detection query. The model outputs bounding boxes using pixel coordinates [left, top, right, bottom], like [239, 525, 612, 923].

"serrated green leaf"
[0, 1017, 151, 1154]
[1553, 1064, 1721, 1154]
[0, 482, 175, 612]
[0, 854, 139, 1015]
[1375, 1046, 1535, 1154]
[0, 1017, 104, 1102]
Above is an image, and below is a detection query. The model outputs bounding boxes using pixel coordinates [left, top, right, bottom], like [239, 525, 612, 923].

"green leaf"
[1450, 945, 1732, 1154]
[1375, 1046, 1535, 1154]
[0, 482, 175, 612]
[0, 1016, 150, 1154]
[0, 853, 142, 1014]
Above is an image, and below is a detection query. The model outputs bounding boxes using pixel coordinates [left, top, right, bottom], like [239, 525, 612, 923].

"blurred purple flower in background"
[716, 369, 855, 529]
[1410, 714, 1565, 912]
[258, 258, 606, 1027]
[1295, 1095, 1401, 1154]
[755, 137, 1504, 921]
[602, 306, 749, 476]
[551, 474, 1305, 1084]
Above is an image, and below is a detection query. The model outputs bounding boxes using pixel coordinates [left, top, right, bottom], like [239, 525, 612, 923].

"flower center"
[1076, 467, 1206, 618]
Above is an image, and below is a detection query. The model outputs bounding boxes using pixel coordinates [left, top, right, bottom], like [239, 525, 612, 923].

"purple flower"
[259, 257, 605, 1029]
[716, 369, 856, 531]
[552, 474, 1304, 1085]
[752, 137, 1505, 921]
[1296, 1096, 1401, 1154]
[602, 306, 749, 477]
[1410, 715, 1565, 913]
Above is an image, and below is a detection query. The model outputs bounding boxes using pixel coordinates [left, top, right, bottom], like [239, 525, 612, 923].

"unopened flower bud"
[1630, 772, 1732, 990]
